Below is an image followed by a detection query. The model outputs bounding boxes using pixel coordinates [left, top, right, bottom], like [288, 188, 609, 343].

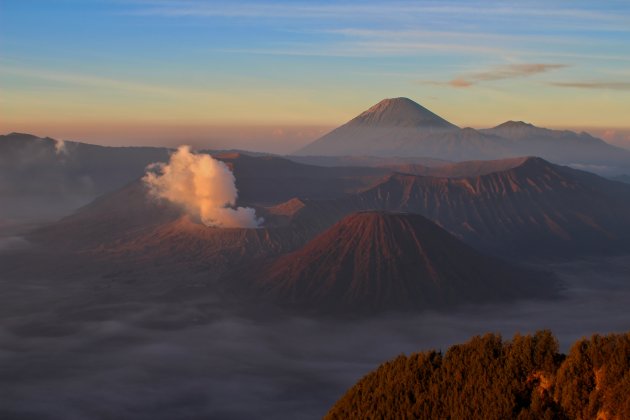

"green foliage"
[326, 331, 630, 420]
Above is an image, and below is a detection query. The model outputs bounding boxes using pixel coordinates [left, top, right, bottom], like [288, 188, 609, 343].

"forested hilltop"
[327, 331, 630, 420]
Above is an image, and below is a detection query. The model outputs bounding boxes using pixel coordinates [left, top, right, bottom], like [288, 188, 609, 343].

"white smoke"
[54, 138, 67, 155]
[143, 146, 262, 228]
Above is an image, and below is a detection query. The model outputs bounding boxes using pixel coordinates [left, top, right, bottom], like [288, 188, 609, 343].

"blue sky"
[1, 0, 629, 150]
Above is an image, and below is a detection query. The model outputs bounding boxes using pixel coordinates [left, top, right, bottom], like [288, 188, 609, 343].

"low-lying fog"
[1, 228, 629, 419]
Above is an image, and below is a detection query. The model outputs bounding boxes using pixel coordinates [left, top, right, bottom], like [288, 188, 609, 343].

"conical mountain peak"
[347, 97, 458, 129]
[251, 211, 550, 313]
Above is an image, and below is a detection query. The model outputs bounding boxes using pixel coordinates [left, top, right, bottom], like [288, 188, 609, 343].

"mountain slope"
[296, 98, 512, 159]
[385, 156, 531, 177]
[30, 180, 311, 278]
[481, 121, 630, 166]
[31, 155, 630, 263]
[353, 157, 630, 256]
[248, 212, 555, 313]
[278, 157, 630, 258]
[286, 154, 450, 169]
[0, 132, 389, 220]
[0, 132, 170, 196]
[344, 97, 458, 129]
[214, 153, 388, 205]
[0, 132, 171, 221]
[295, 99, 630, 170]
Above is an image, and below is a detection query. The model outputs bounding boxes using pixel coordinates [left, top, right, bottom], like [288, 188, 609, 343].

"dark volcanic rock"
[279, 157, 630, 259]
[248, 212, 556, 314]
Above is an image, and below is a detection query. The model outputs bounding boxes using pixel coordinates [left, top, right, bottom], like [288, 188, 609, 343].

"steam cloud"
[54, 138, 67, 155]
[143, 146, 262, 228]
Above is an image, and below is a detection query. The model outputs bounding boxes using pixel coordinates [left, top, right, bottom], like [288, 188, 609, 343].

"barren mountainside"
[385, 156, 531, 177]
[295, 98, 630, 167]
[248, 212, 556, 313]
[214, 152, 388, 205]
[481, 121, 629, 165]
[353, 157, 630, 256]
[275, 157, 630, 258]
[33, 156, 630, 262]
[30, 181, 311, 274]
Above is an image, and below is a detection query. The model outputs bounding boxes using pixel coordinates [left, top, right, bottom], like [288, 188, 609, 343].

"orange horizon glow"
[3, 1, 630, 153]
[3, 113, 630, 154]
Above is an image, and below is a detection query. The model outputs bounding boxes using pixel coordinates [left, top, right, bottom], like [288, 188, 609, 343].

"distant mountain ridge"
[277, 157, 630, 258]
[21, 131, 630, 261]
[295, 98, 630, 169]
[381, 156, 532, 177]
[480, 120, 624, 165]
[296, 98, 507, 160]
[0, 133, 389, 221]
[0, 132, 171, 221]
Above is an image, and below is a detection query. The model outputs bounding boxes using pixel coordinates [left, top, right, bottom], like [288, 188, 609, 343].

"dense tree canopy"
[327, 331, 630, 420]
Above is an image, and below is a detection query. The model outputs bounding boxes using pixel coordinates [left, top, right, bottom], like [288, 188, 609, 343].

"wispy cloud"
[328, 28, 577, 46]
[549, 81, 630, 91]
[121, 1, 630, 62]
[121, 1, 630, 64]
[129, 2, 407, 19]
[424, 63, 568, 88]
[348, 41, 510, 57]
[129, 1, 630, 29]
[0, 65, 185, 96]
[208, 39, 512, 59]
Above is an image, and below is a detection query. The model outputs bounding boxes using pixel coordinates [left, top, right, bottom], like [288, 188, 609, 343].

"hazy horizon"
[2, 0, 630, 153]
[4, 121, 630, 155]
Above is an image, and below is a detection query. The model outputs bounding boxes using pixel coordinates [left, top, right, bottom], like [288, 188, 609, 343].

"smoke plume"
[54, 138, 67, 155]
[143, 146, 262, 228]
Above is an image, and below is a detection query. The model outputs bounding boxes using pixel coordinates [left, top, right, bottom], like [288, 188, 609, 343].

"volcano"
[295, 98, 509, 159]
[355, 157, 630, 256]
[32, 152, 630, 269]
[294, 98, 630, 169]
[480, 121, 630, 166]
[273, 157, 630, 259]
[249, 211, 556, 314]
[342, 97, 457, 129]
[30, 179, 311, 272]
